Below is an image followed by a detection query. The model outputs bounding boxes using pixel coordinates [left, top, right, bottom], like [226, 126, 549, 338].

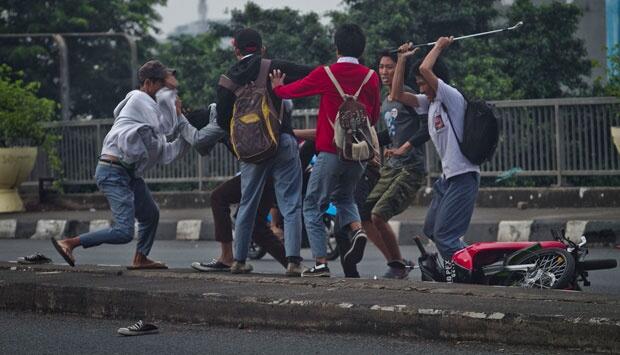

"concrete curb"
[1, 217, 617, 246]
[0, 264, 618, 352]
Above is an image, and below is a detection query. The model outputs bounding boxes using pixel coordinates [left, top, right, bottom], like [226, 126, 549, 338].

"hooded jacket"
[101, 90, 188, 176]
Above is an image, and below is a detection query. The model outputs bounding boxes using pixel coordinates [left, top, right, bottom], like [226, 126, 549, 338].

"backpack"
[443, 97, 499, 165]
[324, 66, 378, 162]
[218, 59, 281, 163]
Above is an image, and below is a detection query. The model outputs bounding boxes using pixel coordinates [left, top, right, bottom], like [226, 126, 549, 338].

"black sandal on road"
[51, 238, 75, 267]
[17, 253, 52, 265]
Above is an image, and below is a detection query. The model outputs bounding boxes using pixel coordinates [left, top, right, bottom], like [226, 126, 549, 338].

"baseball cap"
[137, 60, 176, 83]
[233, 28, 262, 54]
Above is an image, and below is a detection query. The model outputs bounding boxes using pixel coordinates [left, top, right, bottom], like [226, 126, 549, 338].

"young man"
[216, 28, 314, 276]
[393, 38, 480, 282]
[176, 104, 289, 272]
[270, 24, 381, 277]
[359, 50, 429, 279]
[51, 60, 189, 269]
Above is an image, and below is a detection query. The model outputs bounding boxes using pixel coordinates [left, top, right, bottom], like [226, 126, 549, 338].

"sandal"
[51, 238, 75, 267]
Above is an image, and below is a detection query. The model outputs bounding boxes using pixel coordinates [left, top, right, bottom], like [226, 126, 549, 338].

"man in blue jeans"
[51, 60, 189, 269]
[215, 28, 314, 276]
[392, 38, 480, 282]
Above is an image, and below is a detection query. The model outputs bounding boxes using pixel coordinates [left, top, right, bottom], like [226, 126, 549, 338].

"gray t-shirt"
[381, 86, 426, 172]
[414, 79, 479, 179]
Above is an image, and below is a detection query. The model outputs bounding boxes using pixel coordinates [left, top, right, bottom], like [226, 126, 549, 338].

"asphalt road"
[2, 239, 618, 294]
[0, 311, 596, 355]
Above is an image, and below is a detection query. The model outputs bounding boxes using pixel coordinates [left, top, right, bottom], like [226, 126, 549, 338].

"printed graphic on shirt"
[384, 108, 399, 137]
[433, 108, 445, 131]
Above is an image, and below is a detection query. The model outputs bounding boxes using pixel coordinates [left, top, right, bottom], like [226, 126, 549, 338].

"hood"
[227, 54, 262, 84]
[113, 90, 145, 119]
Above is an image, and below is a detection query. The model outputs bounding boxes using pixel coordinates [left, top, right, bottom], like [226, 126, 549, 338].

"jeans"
[234, 133, 302, 262]
[303, 152, 366, 258]
[79, 163, 159, 255]
[211, 175, 287, 267]
[423, 172, 480, 260]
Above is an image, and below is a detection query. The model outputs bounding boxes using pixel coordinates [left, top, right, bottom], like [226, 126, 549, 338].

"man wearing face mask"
[51, 60, 190, 270]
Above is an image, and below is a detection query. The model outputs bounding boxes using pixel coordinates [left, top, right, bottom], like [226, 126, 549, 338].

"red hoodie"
[273, 62, 381, 154]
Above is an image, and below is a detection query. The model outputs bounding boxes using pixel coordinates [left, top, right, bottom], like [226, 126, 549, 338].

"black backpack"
[443, 97, 499, 165]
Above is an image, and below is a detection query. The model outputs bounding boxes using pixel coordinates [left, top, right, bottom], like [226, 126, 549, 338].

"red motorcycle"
[415, 230, 617, 290]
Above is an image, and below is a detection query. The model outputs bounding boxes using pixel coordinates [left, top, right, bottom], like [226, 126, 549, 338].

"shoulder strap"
[218, 75, 239, 93]
[324, 66, 348, 99]
[255, 59, 272, 88]
[353, 69, 375, 100]
[441, 102, 462, 144]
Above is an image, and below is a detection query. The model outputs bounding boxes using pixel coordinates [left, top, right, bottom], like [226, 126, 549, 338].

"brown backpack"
[325, 66, 378, 162]
[218, 59, 281, 163]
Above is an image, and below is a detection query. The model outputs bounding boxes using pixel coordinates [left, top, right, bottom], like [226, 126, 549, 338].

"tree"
[0, 0, 166, 119]
[157, 33, 234, 109]
[228, 2, 332, 66]
[494, 0, 591, 98]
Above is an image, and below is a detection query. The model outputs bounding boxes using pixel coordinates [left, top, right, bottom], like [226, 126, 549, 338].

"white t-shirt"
[414, 79, 479, 179]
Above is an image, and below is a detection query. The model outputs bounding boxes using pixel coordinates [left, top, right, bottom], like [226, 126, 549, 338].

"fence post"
[197, 155, 203, 191]
[425, 141, 433, 188]
[554, 103, 563, 186]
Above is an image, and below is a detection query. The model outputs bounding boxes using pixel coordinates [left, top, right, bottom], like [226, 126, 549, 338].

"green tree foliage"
[0, 0, 166, 119]
[593, 44, 620, 97]
[228, 2, 332, 66]
[157, 33, 233, 109]
[495, 0, 591, 98]
[0, 64, 62, 176]
[330, 0, 497, 73]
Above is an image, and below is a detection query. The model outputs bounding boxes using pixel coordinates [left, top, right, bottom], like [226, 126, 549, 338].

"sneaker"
[17, 252, 52, 265]
[383, 260, 414, 279]
[343, 229, 367, 266]
[191, 259, 231, 272]
[117, 320, 159, 336]
[285, 262, 307, 277]
[230, 261, 253, 274]
[301, 263, 330, 277]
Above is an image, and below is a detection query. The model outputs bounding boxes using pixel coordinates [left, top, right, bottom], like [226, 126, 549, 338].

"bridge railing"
[27, 97, 620, 188]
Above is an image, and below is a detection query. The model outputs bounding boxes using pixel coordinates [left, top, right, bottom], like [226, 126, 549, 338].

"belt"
[99, 158, 124, 167]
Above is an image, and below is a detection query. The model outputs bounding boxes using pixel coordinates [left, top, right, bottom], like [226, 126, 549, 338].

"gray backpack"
[324, 66, 378, 162]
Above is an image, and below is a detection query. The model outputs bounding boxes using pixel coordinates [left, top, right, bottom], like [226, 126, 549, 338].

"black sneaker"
[117, 320, 159, 336]
[343, 229, 367, 266]
[301, 263, 330, 277]
[17, 253, 52, 265]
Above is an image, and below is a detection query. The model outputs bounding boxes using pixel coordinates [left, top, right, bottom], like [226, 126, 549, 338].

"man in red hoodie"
[271, 24, 381, 277]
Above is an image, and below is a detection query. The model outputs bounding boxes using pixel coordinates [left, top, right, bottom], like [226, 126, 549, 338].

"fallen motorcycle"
[415, 229, 617, 290]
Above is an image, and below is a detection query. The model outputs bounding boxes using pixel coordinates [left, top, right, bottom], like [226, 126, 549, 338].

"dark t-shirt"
[381, 86, 427, 172]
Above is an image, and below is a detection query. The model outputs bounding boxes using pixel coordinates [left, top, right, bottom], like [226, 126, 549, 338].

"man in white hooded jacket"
[51, 60, 189, 269]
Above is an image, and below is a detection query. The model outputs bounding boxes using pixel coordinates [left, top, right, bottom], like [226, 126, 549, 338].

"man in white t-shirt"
[391, 38, 480, 282]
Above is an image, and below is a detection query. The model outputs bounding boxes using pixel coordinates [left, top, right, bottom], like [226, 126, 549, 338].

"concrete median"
[0, 262, 618, 352]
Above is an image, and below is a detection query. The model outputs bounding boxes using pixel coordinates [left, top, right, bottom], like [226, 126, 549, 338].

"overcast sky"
[154, 0, 344, 37]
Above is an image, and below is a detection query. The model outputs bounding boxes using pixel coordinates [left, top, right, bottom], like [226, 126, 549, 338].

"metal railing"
[27, 97, 620, 188]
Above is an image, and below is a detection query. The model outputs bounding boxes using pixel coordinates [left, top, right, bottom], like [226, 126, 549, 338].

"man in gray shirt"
[360, 50, 429, 279]
[51, 60, 189, 269]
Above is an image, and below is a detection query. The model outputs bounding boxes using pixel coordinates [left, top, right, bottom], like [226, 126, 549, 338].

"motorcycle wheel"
[323, 214, 339, 261]
[504, 248, 575, 289]
[248, 241, 267, 260]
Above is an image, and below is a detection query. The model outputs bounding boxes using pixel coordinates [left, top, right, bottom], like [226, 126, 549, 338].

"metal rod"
[389, 21, 524, 53]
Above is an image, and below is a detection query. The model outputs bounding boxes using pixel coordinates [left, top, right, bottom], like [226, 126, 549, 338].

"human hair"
[411, 58, 450, 84]
[334, 23, 366, 58]
[233, 28, 262, 56]
[377, 49, 398, 64]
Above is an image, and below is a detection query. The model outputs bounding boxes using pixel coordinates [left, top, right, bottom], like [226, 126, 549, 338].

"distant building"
[499, 0, 618, 84]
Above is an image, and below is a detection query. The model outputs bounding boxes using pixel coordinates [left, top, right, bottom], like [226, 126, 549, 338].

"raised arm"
[391, 43, 420, 108]
[419, 36, 453, 94]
